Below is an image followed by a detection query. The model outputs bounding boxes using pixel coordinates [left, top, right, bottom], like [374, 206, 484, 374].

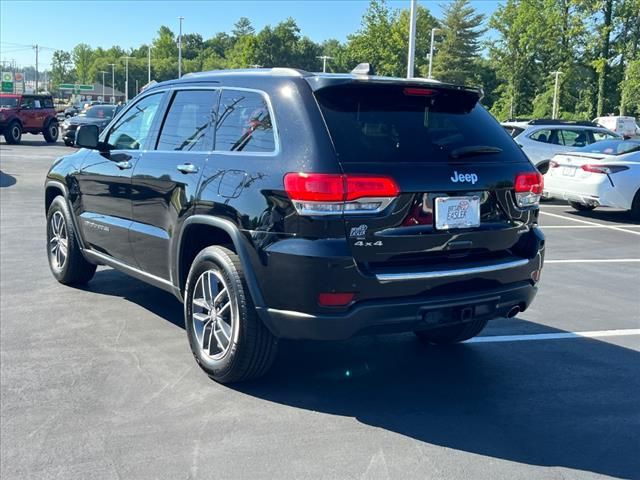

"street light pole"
[428, 28, 441, 79]
[108, 63, 115, 103]
[178, 16, 184, 78]
[407, 0, 417, 78]
[551, 70, 563, 119]
[122, 56, 133, 102]
[316, 55, 334, 73]
[100, 71, 108, 101]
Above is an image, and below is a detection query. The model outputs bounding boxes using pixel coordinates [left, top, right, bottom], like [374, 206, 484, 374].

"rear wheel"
[46, 196, 96, 285]
[414, 318, 489, 345]
[43, 120, 59, 143]
[569, 201, 596, 212]
[630, 189, 640, 221]
[185, 246, 278, 383]
[4, 121, 22, 144]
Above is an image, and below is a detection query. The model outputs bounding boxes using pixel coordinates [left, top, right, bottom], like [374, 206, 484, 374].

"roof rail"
[182, 67, 310, 79]
[529, 118, 598, 127]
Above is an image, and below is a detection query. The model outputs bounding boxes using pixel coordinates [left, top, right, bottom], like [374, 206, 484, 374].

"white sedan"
[544, 139, 640, 218]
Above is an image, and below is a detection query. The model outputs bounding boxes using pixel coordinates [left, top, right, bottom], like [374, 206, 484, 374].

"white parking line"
[468, 328, 640, 344]
[542, 225, 640, 229]
[540, 211, 640, 236]
[545, 259, 640, 264]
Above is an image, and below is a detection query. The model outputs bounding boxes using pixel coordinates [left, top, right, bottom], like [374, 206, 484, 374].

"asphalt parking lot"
[1, 139, 639, 480]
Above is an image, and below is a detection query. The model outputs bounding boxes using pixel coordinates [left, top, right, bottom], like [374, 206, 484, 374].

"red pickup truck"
[0, 93, 59, 144]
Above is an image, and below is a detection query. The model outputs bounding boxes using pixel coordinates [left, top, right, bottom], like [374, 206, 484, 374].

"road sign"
[59, 83, 94, 91]
[2, 72, 13, 82]
[2, 82, 13, 93]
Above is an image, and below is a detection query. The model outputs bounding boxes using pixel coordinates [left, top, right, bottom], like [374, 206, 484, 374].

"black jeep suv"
[45, 68, 545, 383]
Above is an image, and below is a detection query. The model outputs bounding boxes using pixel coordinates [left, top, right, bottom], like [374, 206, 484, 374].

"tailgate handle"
[446, 241, 473, 251]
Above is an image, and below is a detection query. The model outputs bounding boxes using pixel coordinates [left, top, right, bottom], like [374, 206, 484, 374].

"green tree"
[431, 0, 486, 85]
[50, 50, 72, 89]
[72, 43, 94, 84]
[232, 17, 255, 38]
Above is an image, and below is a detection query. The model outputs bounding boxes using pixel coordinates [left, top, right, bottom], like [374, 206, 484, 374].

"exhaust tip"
[506, 306, 521, 318]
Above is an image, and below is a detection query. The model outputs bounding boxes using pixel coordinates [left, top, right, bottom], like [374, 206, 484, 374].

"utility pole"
[148, 46, 152, 83]
[122, 56, 133, 102]
[108, 63, 116, 103]
[136, 79, 139, 95]
[33, 44, 39, 92]
[428, 28, 441, 79]
[100, 71, 108, 101]
[178, 16, 184, 78]
[551, 70, 563, 119]
[316, 55, 334, 73]
[406, 0, 417, 78]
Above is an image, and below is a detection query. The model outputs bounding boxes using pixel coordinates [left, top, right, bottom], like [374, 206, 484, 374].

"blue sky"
[1, 0, 502, 70]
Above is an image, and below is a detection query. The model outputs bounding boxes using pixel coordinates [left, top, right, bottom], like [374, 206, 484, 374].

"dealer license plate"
[435, 196, 480, 230]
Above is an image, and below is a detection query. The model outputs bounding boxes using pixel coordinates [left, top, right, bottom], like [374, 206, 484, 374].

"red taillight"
[284, 173, 399, 215]
[283, 173, 344, 202]
[581, 164, 629, 174]
[318, 292, 355, 307]
[549, 160, 560, 168]
[403, 87, 438, 96]
[514, 172, 544, 194]
[514, 172, 544, 208]
[344, 176, 399, 200]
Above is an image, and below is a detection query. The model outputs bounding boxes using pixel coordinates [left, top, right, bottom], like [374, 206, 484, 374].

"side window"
[42, 98, 53, 108]
[157, 90, 218, 152]
[21, 97, 34, 109]
[215, 90, 275, 153]
[529, 129, 552, 144]
[33, 99, 42, 109]
[559, 129, 587, 147]
[107, 93, 163, 150]
[592, 131, 617, 142]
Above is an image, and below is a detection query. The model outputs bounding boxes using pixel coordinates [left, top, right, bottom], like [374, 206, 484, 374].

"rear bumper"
[258, 282, 537, 340]
[544, 172, 631, 210]
[252, 227, 544, 340]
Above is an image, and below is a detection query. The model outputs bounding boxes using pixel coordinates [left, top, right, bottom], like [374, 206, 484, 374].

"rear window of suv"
[314, 84, 522, 163]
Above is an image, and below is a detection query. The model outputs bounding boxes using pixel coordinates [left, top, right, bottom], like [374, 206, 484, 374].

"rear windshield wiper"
[449, 145, 503, 159]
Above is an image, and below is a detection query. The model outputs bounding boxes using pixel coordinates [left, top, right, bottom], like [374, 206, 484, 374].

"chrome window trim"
[150, 85, 280, 157]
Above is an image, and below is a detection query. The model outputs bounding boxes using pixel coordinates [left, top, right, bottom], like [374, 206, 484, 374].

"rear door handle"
[115, 161, 132, 170]
[177, 163, 199, 174]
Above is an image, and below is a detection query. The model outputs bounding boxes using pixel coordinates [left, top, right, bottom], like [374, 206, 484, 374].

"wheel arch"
[175, 215, 265, 308]
[45, 180, 67, 213]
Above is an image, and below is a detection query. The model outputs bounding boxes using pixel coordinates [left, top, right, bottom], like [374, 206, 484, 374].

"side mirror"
[75, 124, 100, 149]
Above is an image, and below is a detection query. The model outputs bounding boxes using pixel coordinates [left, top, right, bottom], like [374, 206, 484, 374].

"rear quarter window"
[314, 84, 524, 163]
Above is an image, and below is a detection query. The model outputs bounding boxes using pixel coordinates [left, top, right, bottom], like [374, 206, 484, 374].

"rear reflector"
[514, 172, 544, 208]
[318, 292, 355, 307]
[284, 173, 399, 216]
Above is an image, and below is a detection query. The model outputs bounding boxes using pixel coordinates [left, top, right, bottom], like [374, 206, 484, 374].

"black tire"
[631, 189, 640, 221]
[43, 120, 59, 143]
[46, 196, 96, 285]
[414, 318, 489, 345]
[4, 121, 22, 144]
[185, 246, 278, 383]
[64, 140, 74, 147]
[569, 201, 596, 212]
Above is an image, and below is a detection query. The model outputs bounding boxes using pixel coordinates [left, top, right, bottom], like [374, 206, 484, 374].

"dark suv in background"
[0, 93, 59, 144]
[44, 67, 545, 383]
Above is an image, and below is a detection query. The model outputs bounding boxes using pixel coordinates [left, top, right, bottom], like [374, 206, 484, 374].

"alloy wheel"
[191, 269, 235, 360]
[49, 211, 68, 269]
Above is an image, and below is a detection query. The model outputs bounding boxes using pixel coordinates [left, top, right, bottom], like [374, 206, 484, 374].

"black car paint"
[45, 70, 544, 340]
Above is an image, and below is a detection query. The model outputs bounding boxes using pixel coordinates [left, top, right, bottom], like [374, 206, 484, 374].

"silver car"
[502, 119, 621, 173]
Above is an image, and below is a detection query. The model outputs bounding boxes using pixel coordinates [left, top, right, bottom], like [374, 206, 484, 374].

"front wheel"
[569, 201, 596, 212]
[185, 246, 278, 383]
[414, 318, 489, 345]
[43, 121, 59, 143]
[46, 196, 96, 285]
